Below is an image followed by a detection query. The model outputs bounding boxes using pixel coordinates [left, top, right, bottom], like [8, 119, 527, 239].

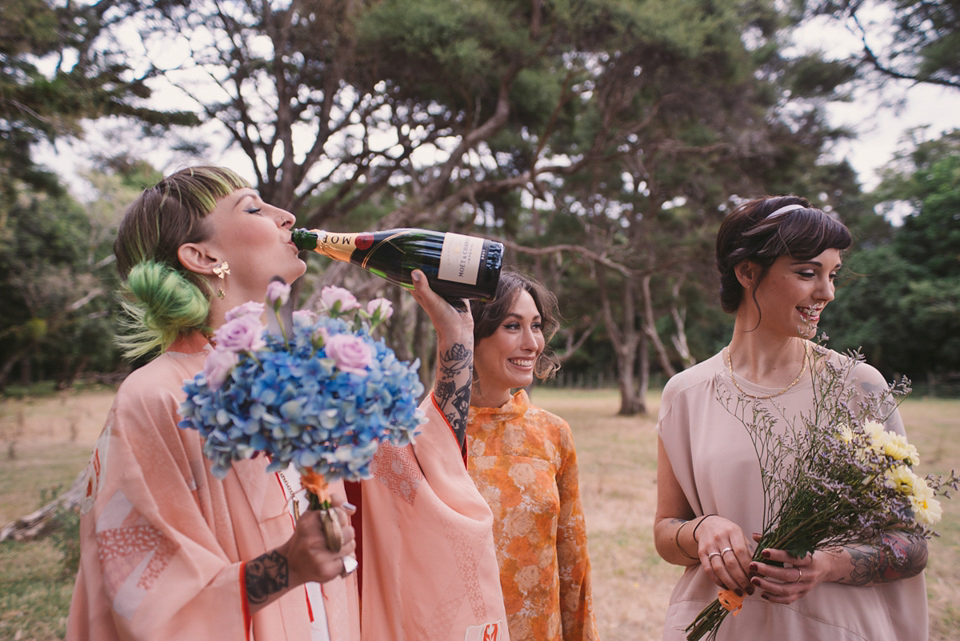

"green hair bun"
[117, 260, 210, 360]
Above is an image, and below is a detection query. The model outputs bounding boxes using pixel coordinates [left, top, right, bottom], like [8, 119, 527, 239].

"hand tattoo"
[245, 550, 289, 604]
[844, 530, 927, 585]
[434, 341, 472, 447]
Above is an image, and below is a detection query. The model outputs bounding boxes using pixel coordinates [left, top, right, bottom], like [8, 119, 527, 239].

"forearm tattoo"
[245, 550, 289, 604]
[842, 530, 927, 586]
[434, 341, 473, 447]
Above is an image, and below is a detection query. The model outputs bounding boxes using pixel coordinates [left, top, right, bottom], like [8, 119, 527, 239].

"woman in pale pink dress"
[654, 195, 929, 640]
[66, 166, 508, 641]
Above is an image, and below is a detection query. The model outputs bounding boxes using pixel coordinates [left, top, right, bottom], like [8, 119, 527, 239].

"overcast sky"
[792, 12, 959, 190]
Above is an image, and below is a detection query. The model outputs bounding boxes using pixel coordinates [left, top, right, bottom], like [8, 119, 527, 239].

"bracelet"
[692, 514, 717, 543]
[676, 520, 698, 561]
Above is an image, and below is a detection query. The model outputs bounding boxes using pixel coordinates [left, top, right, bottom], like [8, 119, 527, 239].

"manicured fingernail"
[761, 593, 770, 600]
[749, 563, 759, 573]
[746, 586, 755, 596]
[412, 271, 422, 282]
[734, 588, 744, 597]
[761, 550, 771, 558]
[751, 577, 761, 587]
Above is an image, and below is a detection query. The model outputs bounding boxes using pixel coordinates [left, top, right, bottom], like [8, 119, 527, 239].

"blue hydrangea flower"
[179, 302, 426, 480]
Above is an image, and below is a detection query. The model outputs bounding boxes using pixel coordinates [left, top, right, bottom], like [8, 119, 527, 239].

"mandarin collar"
[469, 388, 530, 421]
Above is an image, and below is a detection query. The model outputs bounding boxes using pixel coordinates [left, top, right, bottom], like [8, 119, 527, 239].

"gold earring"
[212, 261, 230, 299]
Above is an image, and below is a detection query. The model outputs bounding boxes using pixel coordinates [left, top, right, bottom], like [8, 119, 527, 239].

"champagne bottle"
[292, 228, 504, 302]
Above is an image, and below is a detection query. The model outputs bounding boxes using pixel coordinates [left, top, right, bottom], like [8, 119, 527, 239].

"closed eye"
[244, 207, 262, 215]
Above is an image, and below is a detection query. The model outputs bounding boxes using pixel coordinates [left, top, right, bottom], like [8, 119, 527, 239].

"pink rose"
[367, 298, 394, 321]
[293, 309, 317, 326]
[266, 280, 291, 306]
[203, 348, 238, 390]
[325, 333, 373, 374]
[321, 286, 361, 314]
[224, 301, 264, 322]
[214, 315, 266, 353]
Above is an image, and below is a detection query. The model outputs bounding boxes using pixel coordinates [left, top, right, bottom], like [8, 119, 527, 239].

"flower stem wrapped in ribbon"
[685, 341, 958, 641]
[179, 279, 425, 551]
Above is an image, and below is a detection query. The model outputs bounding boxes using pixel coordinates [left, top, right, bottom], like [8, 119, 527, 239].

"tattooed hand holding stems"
[244, 506, 356, 614]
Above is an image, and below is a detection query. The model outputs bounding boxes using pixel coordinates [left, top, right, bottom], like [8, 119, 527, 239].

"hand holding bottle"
[409, 270, 474, 447]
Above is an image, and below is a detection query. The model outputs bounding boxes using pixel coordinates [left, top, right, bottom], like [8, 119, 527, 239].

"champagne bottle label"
[438, 233, 485, 285]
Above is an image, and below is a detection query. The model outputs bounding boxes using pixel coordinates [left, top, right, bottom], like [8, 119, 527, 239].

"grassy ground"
[0, 387, 957, 640]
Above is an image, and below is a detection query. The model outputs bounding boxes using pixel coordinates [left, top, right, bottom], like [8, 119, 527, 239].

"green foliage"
[0, 176, 129, 388]
[0, 0, 197, 208]
[826, 130, 960, 379]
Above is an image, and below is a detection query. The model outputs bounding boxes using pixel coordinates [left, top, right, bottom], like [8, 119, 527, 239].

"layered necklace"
[724, 344, 807, 400]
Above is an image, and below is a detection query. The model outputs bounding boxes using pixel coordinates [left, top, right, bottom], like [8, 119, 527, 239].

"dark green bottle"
[292, 228, 503, 302]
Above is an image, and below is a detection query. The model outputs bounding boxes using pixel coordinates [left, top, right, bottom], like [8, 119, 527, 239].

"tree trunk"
[669, 278, 697, 369]
[640, 274, 677, 379]
[0, 470, 85, 542]
[594, 264, 644, 415]
[636, 330, 649, 415]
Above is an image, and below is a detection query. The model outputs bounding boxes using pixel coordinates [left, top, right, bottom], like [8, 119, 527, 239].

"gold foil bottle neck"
[314, 230, 360, 263]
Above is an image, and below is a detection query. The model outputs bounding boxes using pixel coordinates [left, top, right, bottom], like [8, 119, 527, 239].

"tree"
[0, 0, 196, 225]
[826, 129, 960, 381]
[802, 0, 960, 89]
[0, 156, 163, 390]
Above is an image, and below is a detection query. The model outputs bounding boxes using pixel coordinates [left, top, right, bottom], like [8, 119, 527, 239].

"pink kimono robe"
[359, 398, 511, 641]
[67, 331, 508, 641]
[66, 333, 360, 641]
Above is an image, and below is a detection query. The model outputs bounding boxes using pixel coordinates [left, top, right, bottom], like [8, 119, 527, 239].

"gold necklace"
[725, 345, 807, 400]
[277, 470, 301, 522]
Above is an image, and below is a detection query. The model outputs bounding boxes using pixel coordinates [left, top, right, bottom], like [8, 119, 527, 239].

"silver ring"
[720, 547, 734, 555]
[708, 552, 722, 560]
[794, 567, 802, 583]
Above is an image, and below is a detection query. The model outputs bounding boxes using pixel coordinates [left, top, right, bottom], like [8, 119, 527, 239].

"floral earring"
[212, 261, 230, 299]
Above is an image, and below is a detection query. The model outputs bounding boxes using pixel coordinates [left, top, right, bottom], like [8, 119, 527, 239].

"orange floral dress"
[467, 390, 598, 641]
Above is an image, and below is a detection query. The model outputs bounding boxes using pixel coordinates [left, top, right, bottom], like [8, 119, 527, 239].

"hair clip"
[765, 204, 804, 219]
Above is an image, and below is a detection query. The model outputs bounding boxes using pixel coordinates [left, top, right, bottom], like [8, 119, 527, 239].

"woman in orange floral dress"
[467, 271, 598, 641]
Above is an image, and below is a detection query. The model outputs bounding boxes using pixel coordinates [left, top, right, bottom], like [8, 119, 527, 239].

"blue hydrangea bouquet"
[179, 281, 426, 527]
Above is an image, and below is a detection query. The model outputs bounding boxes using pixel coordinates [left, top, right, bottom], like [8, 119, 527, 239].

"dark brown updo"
[716, 195, 852, 313]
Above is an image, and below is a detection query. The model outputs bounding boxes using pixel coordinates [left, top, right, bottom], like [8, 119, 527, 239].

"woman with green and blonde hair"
[66, 166, 508, 641]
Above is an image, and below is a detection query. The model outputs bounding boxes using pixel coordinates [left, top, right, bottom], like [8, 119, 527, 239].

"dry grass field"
[0, 386, 958, 640]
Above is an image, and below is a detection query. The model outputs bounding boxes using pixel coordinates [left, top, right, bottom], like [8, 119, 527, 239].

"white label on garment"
[464, 619, 505, 641]
[439, 233, 483, 285]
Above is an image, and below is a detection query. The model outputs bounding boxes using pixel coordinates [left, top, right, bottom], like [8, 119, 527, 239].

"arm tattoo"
[842, 531, 927, 586]
[245, 550, 289, 604]
[434, 341, 473, 447]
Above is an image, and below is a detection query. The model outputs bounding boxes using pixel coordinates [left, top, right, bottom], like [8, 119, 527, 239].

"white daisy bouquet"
[179, 281, 426, 522]
[685, 342, 958, 641]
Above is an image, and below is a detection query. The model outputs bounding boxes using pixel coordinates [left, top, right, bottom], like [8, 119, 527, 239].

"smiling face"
[198, 188, 306, 303]
[472, 289, 546, 407]
[748, 248, 842, 338]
